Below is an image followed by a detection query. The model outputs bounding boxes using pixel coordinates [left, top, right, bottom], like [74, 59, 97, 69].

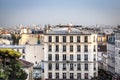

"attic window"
[119, 51, 120, 54]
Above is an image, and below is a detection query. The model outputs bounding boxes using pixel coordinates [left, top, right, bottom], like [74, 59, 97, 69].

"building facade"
[115, 31, 120, 74]
[44, 26, 98, 80]
[97, 45, 107, 70]
[107, 35, 115, 74]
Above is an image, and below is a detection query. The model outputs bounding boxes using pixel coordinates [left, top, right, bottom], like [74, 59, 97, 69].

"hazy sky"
[0, 0, 120, 27]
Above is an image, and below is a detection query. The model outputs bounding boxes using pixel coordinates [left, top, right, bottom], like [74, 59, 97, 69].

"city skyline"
[0, 0, 120, 27]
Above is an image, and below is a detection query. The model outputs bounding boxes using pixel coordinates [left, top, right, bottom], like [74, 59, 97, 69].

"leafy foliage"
[0, 49, 27, 80]
[0, 49, 21, 58]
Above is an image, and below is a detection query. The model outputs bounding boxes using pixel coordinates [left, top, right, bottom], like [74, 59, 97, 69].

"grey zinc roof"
[46, 27, 95, 35]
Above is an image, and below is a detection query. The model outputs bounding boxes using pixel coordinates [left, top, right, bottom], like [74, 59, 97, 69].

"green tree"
[0, 49, 27, 80]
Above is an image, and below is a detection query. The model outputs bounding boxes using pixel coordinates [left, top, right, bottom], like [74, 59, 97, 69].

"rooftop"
[0, 45, 25, 49]
[45, 25, 96, 35]
[19, 59, 34, 68]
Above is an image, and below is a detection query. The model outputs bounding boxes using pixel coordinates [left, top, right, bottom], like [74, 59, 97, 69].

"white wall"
[25, 45, 44, 67]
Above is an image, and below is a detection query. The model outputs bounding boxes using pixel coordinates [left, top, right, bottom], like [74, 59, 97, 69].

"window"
[94, 54, 96, 61]
[85, 73, 88, 79]
[85, 63, 88, 71]
[70, 45, 73, 52]
[48, 73, 52, 79]
[70, 36, 73, 42]
[84, 54, 88, 61]
[70, 54, 73, 60]
[63, 63, 66, 70]
[63, 73, 66, 79]
[70, 73, 74, 79]
[48, 54, 52, 61]
[77, 73, 81, 79]
[94, 63, 96, 70]
[63, 54, 66, 60]
[55, 54, 59, 61]
[48, 36, 52, 42]
[22, 55, 25, 59]
[77, 54, 81, 60]
[70, 63, 73, 70]
[48, 45, 52, 52]
[63, 36, 66, 43]
[56, 45, 59, 52]
[77, 45, 81, 52]
[22, 49, 25, 53]
[56, 36, 59, 42]
[77, 63, 81, 70]
[94, 72, 96, 77]
[84, 45, 88, 52]
[119, 50, 120, 54]
[93, 45, 96, 52]
[77, 36, 80, 42]
[56, 63, 59, 70]
[63, 45, 66, 52]
[56, 73, 59, 79]
[93, 36, 95, 42]
[48, 63, 52, 70]
[35, 61, 37, 64]
[84, 36, 88, 42]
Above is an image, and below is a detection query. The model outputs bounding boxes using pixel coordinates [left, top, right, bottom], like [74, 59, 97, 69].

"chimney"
[45, 25, 49, 33]
[68, 23, 73, 33]
[68, 26, 71, 33]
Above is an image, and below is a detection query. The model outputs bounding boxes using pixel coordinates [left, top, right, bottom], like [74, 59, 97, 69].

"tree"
[0, 49, 27, 80]
[11, 34, 21, 45]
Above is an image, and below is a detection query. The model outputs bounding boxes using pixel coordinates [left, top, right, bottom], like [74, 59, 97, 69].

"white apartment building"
[0, 34, 12, 45]
[97, 45, 107, 70]
[115, 30, 120, 75]
[0, 44, 44, 67]
[44, 26, 98, 80]
[107, 35, 115, 74]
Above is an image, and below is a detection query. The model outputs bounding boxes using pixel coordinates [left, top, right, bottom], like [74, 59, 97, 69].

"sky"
[0, 0, 120, 27]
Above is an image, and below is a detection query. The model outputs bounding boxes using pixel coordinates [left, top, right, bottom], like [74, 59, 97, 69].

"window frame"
[63, 45, 66, 52]
[48, 45, 52, 52]
[48, 36, 52, 42]
[56, 45, 59, 52]
[77, 45, 81, 52]
[56, 36, 59, 42]
[70, 36, 73, 43]
[84, 36, 88, 42]
[70, 45, 73, 52]
[77, 36, 80, 42]
[77, 54, 81, 61]
[63, 36, 66, 43]
[48, 54, 52, 61]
